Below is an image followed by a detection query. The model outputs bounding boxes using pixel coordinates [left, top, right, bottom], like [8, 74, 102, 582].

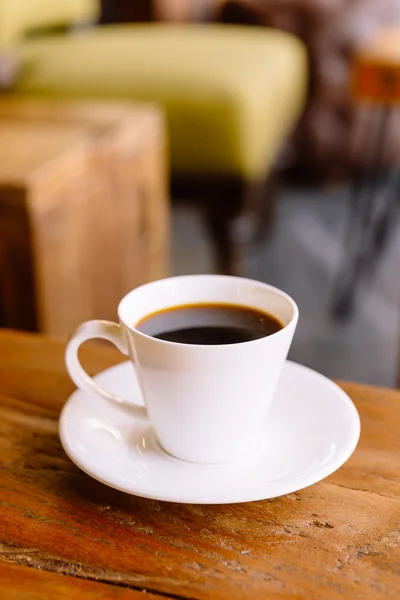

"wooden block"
[0, 101, 169, 336]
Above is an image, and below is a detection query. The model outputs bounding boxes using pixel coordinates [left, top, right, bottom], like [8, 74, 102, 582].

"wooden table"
[0, 330, 399, 599]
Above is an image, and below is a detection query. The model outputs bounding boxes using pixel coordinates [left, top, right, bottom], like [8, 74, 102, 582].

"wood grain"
[0, 562, 163, 600]
[0, 330, 399, 599]
[0, 99, 169, 336]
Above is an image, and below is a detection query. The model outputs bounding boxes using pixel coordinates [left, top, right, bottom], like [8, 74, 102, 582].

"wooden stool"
[0, 100, 169, 336]
[331, 27, 400, 319]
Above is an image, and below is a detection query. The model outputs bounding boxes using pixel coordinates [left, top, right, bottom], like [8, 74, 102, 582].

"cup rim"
[118, 274, 299, 348]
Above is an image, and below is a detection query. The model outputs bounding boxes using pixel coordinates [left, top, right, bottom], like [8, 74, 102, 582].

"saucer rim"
[59, 360, 361, 504]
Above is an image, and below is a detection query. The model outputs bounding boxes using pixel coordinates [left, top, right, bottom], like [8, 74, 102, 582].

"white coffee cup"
[65, 275, 298, 464]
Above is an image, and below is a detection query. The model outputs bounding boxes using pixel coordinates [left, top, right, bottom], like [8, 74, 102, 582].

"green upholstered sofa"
[1, 0, 308, 272]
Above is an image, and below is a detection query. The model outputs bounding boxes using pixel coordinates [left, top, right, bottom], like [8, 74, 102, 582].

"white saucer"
[59, 361, 360, 504]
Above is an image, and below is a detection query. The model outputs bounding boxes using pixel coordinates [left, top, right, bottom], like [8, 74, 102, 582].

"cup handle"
[65, 320, 148, 419]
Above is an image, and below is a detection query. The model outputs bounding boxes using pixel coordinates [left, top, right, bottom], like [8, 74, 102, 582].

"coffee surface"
[136, 303, 283, 345]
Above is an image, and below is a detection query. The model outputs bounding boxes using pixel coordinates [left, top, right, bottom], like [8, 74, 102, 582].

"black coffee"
[136, 303, 283, 345]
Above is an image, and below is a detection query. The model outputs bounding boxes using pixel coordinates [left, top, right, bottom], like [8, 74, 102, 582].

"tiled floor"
[171, 187, 400, 387]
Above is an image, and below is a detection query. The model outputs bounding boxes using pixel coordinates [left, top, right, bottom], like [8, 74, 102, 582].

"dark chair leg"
[203, 182, 241, 275]
[202, 176, 278, 275]
[331, 107, 395, 319]
[237, 173, 279, 244]
[99, 0, 155, 23]
[204, 208, 239, 275]
[172, 173, 278, 276]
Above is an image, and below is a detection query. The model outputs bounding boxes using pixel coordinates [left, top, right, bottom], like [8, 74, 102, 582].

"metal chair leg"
[331, 107, 396, 318]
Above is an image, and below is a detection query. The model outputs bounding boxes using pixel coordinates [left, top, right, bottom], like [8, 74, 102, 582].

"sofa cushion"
[11, 24, 307, 178]
[0, 0, 99, 48]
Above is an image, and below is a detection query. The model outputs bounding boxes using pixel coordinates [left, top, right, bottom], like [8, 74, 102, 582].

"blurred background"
[1, 0, 400, 386]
